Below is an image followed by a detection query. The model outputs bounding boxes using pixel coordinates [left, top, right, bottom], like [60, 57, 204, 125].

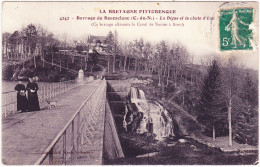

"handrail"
[1, 80, 76, 95]
[1, 80, 75, 94]
[2, 90, 16, 94]
[34, 80, 107, 165]
[2, 102, 16, 107]
[42, 59, 78, 74]
[2, 79, 78, 118]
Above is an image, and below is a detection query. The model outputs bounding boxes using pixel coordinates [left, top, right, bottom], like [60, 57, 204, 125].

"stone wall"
[107, 80, 131, 115]
[103, 101, 124, 160]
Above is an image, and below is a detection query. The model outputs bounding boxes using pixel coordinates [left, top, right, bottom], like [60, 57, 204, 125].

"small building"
[88, 35, 107, 53]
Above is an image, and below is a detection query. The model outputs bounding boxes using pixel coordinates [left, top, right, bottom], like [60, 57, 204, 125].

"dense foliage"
[197, 60, 228, 137]
[2, 24, 258, 146]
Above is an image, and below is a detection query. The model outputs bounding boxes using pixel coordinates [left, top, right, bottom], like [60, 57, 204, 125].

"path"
[2, 80, 103, 165]
[41, 59, 78, 74]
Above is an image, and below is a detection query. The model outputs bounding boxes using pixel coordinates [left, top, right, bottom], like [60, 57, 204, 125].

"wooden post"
[49, 148, 53, 165]
[77, 112, 81, 152]
[81, 55, 82, 69]
[84, 53, 87, 71]
[228, 98, 232, 146]
[63, 131, 67, 164]
[71, 120, 76, 161]
[42, 52, 45, 67]
[34, 55, 37, 68]
[213, 125, 216, 142]
[5, 94, 7, 117]
[107, 56, 110, 74]
[72, 52, 75, 63]
[113, 54, 115, 73]
[13, 92, 15, 114]
[52, 50, 54, 66]
[59, 51, 61, 71]
[43, 86, 46, 100]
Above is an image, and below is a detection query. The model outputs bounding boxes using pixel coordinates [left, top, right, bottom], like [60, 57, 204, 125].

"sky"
[2, 1, 259, 69]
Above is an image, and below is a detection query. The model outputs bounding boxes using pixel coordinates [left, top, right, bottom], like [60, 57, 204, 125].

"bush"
[2, 65, 14, 80]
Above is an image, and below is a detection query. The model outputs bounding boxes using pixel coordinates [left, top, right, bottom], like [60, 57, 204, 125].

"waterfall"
[130, 87, 138, 103]
[123, 106, 128, 132]
[127, 87, 174, 140]
[139, 90, 146, 100]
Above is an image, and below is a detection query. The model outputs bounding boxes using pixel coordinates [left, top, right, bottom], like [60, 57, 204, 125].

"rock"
[143, 132, 153, 137]
[136, 152, 159, 158]
[178, 139, 187, 143]
[167, 143, 176, 147]
[190, 144, 200, 151]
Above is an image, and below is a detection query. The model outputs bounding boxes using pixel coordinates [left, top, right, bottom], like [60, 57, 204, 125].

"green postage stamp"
[219, 8, 253, 51]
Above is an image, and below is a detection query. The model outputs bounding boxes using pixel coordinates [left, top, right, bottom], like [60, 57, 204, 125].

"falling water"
[130, 87, 138, 103]
[126, 87, 174, 140]
[123, 105, 128, 132]
[139, 90, 146, 100]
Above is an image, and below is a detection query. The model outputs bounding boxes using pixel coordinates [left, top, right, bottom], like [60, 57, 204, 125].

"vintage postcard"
[1, 1, 259, 165]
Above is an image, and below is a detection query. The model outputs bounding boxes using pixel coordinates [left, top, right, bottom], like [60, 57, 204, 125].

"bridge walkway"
[2, 80, 104, 165]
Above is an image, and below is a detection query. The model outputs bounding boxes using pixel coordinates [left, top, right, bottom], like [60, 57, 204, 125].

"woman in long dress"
[26, 77, 40, 111]
[15, 80, 27, 112]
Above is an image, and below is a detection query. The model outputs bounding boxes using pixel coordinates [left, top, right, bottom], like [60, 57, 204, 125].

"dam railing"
[34, 80, 107, 165]
[2, 80, 78, 118]
[37, 80, 78, 101]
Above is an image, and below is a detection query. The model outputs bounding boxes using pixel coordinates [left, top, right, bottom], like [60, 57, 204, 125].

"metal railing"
[2, 90, 17, 117]
[41, 59, 78, 74]
[2, 80, 78, 118]
[38, 80, 78, 101]
[34, 80, 107, 165]
[2, 53, 33, 62]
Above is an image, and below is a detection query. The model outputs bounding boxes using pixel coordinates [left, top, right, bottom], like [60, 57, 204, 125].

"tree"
[9, 31, 20, 59]
[137, 38, 144, 71]
[171, 45, 180, 87]
[197, 60, 227, 141]
[2, 32, 11, 58]
[170, 43, 190, 87]
[36, 25, 47, 57]
[121, 42, 128, 71]
[105, 31, 114, 73]
[240, 72, 258, 107]
[155, 41, 167, 87]
[90, 50, 99, 72]
[232, 105, 258, 146]
[104, 30, 120, 73]
[36, 25, 48, 66]
[80, 35, 91, 70]
[143, 42, 153, 73]
[61, 32, 68, 49]
[127, 41, 134, 71]
[113, 30, 119, 72]
[221, 58, 240, 146]
[24, 24, 38, 67]
[24, 24, 37, 54]
[231, 72, 258, 145]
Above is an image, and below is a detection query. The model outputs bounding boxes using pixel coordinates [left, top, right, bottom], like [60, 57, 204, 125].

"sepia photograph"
[1, 1, 259, 165]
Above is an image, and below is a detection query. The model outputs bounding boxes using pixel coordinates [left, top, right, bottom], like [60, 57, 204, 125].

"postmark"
[219, 8, 253, 50]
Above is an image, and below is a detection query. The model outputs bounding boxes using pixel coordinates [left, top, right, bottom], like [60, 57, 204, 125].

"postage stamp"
[219, 8, 253, 51]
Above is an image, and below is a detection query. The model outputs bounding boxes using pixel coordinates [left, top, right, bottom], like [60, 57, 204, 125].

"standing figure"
[225, 9, 249, 48]
[26, 77, 40, 111]
[15, 80, 27, 112]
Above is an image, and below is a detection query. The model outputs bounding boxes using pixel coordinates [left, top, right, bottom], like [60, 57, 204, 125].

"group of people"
[15, 77, 40, 112]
